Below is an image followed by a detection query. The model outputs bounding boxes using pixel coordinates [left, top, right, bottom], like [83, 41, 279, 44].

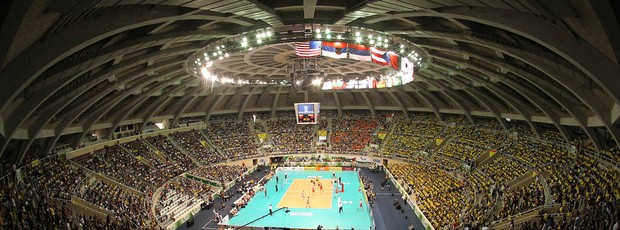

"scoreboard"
[295, 103, 320, 124]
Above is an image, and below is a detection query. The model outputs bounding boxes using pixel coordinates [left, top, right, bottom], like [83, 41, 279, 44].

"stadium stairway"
[199, 129, 227, 159]
[538, 172, 554, 204]
[69, 158, 145, 195]
[166, 135, 205, 167]
[429, 135, 451, 153]
[118, 143, 155, 168]
[142, 139, 168, 162]
[506, 171, 537, 192]
[326, 117, 333, 146]
[247, 122, 262, 144]
[71, 196, 112, 219]
[475, 150, 501, 166]
[379, 122, 397, 149]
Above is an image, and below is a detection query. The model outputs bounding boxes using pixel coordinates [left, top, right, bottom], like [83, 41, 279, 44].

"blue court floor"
[227, 170, 374, 229]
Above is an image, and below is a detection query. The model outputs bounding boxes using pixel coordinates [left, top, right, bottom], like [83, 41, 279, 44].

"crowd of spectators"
[266, 118, 315, 154]
[207, 121, 261, 159]
[506, 120, 533, 136]
[407, 112, 438, 122]
[439, 142, 484, 163]
[0, 155, 89, 229]
[449, 125, 510, 150]
[442, 114, 464, 123]
[389, 162, 471, 229]
[79, 144, 170, 193]
[3, 112, 620, 230]
[473, 117, 503, 130]
[146, 135, 197, 171]
[540, 127, 566, 143]
[156, 177, 213, 224]
[169, 130, 224, 165]
[496, 178, 545, 219]
[20, 148, 49, 167]
[462, 169, 495, 226]
[122, 139, 185, 177]
[81, 180, 157, 228]
[478, 155, 528, 185]
[37, 155, 89, 200]
[330, 117, 377, 152]
[188, 165, 248, 186]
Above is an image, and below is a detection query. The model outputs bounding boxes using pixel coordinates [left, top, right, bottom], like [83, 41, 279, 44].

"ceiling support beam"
[0, 5, 231, 117]
[423, 80, 474, 124]
[359, 91, 375, 117]
[387, 91, 409, 119]
[105, 94, 154, 141]
[9, 66, 186, 162]
[502, 78, 571, 144]
[424, 41, 618, 146]
[440, 89, 474, 124]
[206, 88, 235, 121]
[332, 92, 342, 117]
[303, 0, 318, 19]
[139, 84, 194, 133]
[170, 87, 211, 126]
[238, 87, 262, 120]
[486, 84, 540, 137]
[0, 0, 35, 67]
[271, 86, 282, 118]
[0, 50, 192, 155]
[504, 76, 603, 149]
[40, 74, 176, 162]
[462, 87, 508, 131]
[254, 85, 275, 108]
[409, 85, 442, 121]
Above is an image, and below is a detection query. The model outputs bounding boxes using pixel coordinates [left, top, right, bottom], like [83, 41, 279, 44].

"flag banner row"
[294, 41, 415, 90]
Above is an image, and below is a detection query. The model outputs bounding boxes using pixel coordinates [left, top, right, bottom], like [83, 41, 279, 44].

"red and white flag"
[370, 47, 388, 66]
[295, 41, 322, 57]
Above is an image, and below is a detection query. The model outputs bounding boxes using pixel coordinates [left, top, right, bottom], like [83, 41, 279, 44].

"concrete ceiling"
[0, 0, 619, 162]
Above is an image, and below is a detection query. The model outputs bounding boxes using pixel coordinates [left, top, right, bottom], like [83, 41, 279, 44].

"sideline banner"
[342, 166, 355, 171]
[316, 166, 329, 171]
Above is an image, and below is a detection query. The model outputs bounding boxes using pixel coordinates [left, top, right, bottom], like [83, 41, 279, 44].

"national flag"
[321, 41, 348, 59]
[376, 80, 386, 88]
[384, 51, 400, 69]
[400, 57, 415, 83]
[370, 47, 388, 66]
[348, 44, 371, 61]
[295, 41, 322, 57]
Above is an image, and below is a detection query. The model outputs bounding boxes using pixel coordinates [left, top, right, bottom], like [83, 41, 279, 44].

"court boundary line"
[276, 178, 333, 209]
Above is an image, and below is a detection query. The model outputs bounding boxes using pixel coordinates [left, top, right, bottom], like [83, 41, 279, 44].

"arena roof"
[0, 0, 619, 162]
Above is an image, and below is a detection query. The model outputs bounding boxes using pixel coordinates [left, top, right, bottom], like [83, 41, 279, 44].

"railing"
[384, 166, 435, 230]
[490, 203, 565, 228]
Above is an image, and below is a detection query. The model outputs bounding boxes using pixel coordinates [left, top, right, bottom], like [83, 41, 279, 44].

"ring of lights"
[184, 24, 429, 87]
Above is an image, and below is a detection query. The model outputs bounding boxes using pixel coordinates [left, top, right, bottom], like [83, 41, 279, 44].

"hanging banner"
[435, 138, 444, 146]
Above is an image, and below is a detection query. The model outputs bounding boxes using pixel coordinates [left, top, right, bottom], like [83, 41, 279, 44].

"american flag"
[295, 41, 322, 57]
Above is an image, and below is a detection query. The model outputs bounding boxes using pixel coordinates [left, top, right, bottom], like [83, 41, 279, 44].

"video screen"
[297, 104, 314, 114]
